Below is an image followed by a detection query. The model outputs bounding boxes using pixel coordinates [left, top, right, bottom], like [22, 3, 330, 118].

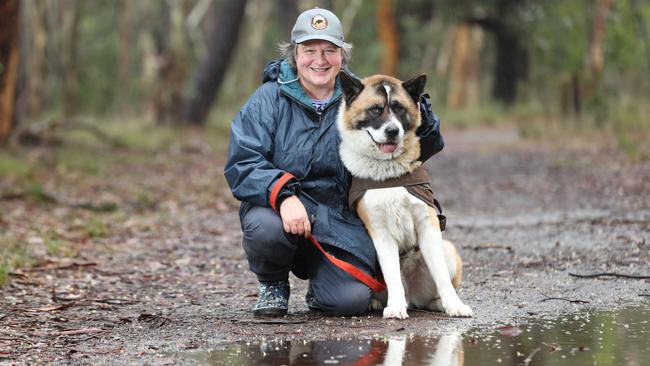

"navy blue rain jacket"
[224, 59, 444, 270]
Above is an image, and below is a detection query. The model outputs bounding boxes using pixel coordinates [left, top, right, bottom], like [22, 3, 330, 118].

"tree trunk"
[447, 24, 470, 108]
[18, 0, 48, 121]
[116, 0, 131, 111]
[0, 0, 20, 144]
[61, 0, 79, 117]
[447, 23, 482, 109]
[276, 0, 298, 39]
[587, 0, 613, 79]
[247, 0, 272, 87]
[183, 0, 248, 125]
[144, 0, 193, 124]
[629, 0, 650, 79]
[377, 0, 399, 76]
[466, 0, 527, 106]
[493, 28, 521, 105]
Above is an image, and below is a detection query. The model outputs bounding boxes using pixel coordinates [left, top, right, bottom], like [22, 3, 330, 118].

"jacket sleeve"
[416, 93, 445, 162]
[223, 88, 300, 211]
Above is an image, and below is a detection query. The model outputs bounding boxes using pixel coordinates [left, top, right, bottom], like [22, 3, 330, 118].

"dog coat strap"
[348, 165, 431, 209]
[307, 235, 386, 292]
[404, 185, 446, 231]
[433, 198, 446, 232]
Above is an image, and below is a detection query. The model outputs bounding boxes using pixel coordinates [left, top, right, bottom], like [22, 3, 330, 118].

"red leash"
[307, 235, 386, 293]
[269, 173, 385, 292]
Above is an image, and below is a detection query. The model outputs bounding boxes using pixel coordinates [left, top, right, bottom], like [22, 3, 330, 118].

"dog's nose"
[385, 125, 399, 138]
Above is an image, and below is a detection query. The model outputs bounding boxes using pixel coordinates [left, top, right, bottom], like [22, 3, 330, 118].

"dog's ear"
[339, 71, 364, 106]
[402, 74, 427, 104]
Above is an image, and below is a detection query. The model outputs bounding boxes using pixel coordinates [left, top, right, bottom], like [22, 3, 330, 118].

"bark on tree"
[247, 0, 272, 88]
[18, 0, 48, 120]
[183, 0, 247, 125]
[447, 23, 482, 109]
[276, 0, 298, 39]
[465, 19, 525, 105]
[629, 0, 650, 78]
[117, 0, 131, 104]
[465, 0, 528, 106]
[0, 0, 20, 144]
[377, 0, 399, 76]
[587, 0, 613, 79]
[146, 0, 194, 124]
[61, 0, 79, 117]
[493, 27, 523, 105]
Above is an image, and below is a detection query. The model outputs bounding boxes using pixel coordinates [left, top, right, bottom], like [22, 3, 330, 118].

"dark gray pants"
[240, 203, 372, 316]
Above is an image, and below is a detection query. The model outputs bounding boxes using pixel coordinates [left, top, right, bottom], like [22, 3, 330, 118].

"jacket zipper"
[280, 89, 341, 124]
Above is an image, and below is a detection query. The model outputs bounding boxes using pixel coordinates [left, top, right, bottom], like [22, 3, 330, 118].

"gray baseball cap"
[291, 8, 344, 47]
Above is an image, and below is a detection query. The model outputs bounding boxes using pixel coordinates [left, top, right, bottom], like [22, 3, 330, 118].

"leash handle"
[307, 235, 386, 293]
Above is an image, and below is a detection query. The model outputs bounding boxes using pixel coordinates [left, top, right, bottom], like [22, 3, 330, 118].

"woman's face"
[295, 40, 342, 97]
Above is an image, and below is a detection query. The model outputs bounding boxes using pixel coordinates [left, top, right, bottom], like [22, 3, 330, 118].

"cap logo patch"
[311, 15, 328, 30]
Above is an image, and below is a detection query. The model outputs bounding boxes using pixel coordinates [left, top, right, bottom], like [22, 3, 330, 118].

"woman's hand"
[279, 196, 311, 238]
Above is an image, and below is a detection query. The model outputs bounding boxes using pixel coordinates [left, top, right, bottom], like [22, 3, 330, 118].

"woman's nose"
[315, 51, 327, 64]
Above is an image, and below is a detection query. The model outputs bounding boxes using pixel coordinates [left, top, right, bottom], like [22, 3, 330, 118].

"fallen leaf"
[56, 328, 106, 336]
[24, 302, 78, 312]
[498, 325, 523, 337]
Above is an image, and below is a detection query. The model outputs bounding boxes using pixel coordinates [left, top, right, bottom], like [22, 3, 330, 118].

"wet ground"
[177, 306, 650, 365]
[1, 128, 649, 364]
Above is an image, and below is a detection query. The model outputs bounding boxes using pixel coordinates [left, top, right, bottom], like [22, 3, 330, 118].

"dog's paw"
[442, 297, 473, 317]
[383, 306, 409, 319]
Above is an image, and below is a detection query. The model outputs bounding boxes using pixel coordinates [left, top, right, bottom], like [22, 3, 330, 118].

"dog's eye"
[391, 103, 405, 113]
[368, 106, 383, 117]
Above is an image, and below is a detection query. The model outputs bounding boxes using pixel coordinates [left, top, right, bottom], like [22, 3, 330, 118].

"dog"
[337, 72, 473, 319]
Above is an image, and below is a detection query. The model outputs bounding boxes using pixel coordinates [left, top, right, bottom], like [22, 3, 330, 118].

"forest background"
[0, 0, 649, 281]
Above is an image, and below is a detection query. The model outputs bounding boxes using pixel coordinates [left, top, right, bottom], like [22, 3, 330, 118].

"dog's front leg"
[358, 202, 409, 319]
[416, 207, 473, 317]
[373, 234, 409, 319]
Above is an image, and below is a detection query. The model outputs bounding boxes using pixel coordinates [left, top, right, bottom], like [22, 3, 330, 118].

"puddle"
[179, 306, 650, 365]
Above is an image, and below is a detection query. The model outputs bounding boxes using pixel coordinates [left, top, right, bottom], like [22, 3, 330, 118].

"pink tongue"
[379, 143, 397, 153]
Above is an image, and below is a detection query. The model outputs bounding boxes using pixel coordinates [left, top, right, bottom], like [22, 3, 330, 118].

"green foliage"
[14, 0, 650, 153]
[75, 0, 120, 115]
[43, 232, 76, 257]
[527, 0, 590, 76]
[345, 1, 381, 76]
[0, 235, 37, 286]
[611, 103, 650, 160]
[606, 0, 650, 71]
[439, 104, 506, 128]
[103, 119, 182, 151]
[0, 154, 33, 178]
[82, 217, 109, 239]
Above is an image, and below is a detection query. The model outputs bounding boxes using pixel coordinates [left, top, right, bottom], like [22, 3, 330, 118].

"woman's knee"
[241, 206, 285, 245]
[318, 282, 372, 316]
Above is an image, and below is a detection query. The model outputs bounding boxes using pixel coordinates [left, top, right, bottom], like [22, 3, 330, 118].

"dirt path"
[1, 128, 648, 364]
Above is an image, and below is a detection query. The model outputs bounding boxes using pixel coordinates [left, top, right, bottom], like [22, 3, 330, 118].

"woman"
[224, 8, 444, 317]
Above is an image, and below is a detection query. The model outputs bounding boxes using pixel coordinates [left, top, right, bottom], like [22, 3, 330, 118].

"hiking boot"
[253, 280, 290, 317]
[305, 286, 321, 312]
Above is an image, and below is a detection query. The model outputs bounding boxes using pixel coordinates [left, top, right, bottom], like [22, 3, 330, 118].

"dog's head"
[338, 72, 426, 160]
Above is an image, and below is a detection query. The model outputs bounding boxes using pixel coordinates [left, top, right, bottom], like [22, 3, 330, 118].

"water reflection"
[181, 306, 649, 365]
[186, 334, 463, 366]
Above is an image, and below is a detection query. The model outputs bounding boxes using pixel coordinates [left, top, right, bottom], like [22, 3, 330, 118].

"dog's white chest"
[360, 187, 428, 250]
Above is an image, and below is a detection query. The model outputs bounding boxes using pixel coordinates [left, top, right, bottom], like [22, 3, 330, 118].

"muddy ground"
[1, 128, 649, 364]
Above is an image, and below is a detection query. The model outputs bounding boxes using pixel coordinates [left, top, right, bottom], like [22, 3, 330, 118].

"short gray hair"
[277, 41, 353, 70]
